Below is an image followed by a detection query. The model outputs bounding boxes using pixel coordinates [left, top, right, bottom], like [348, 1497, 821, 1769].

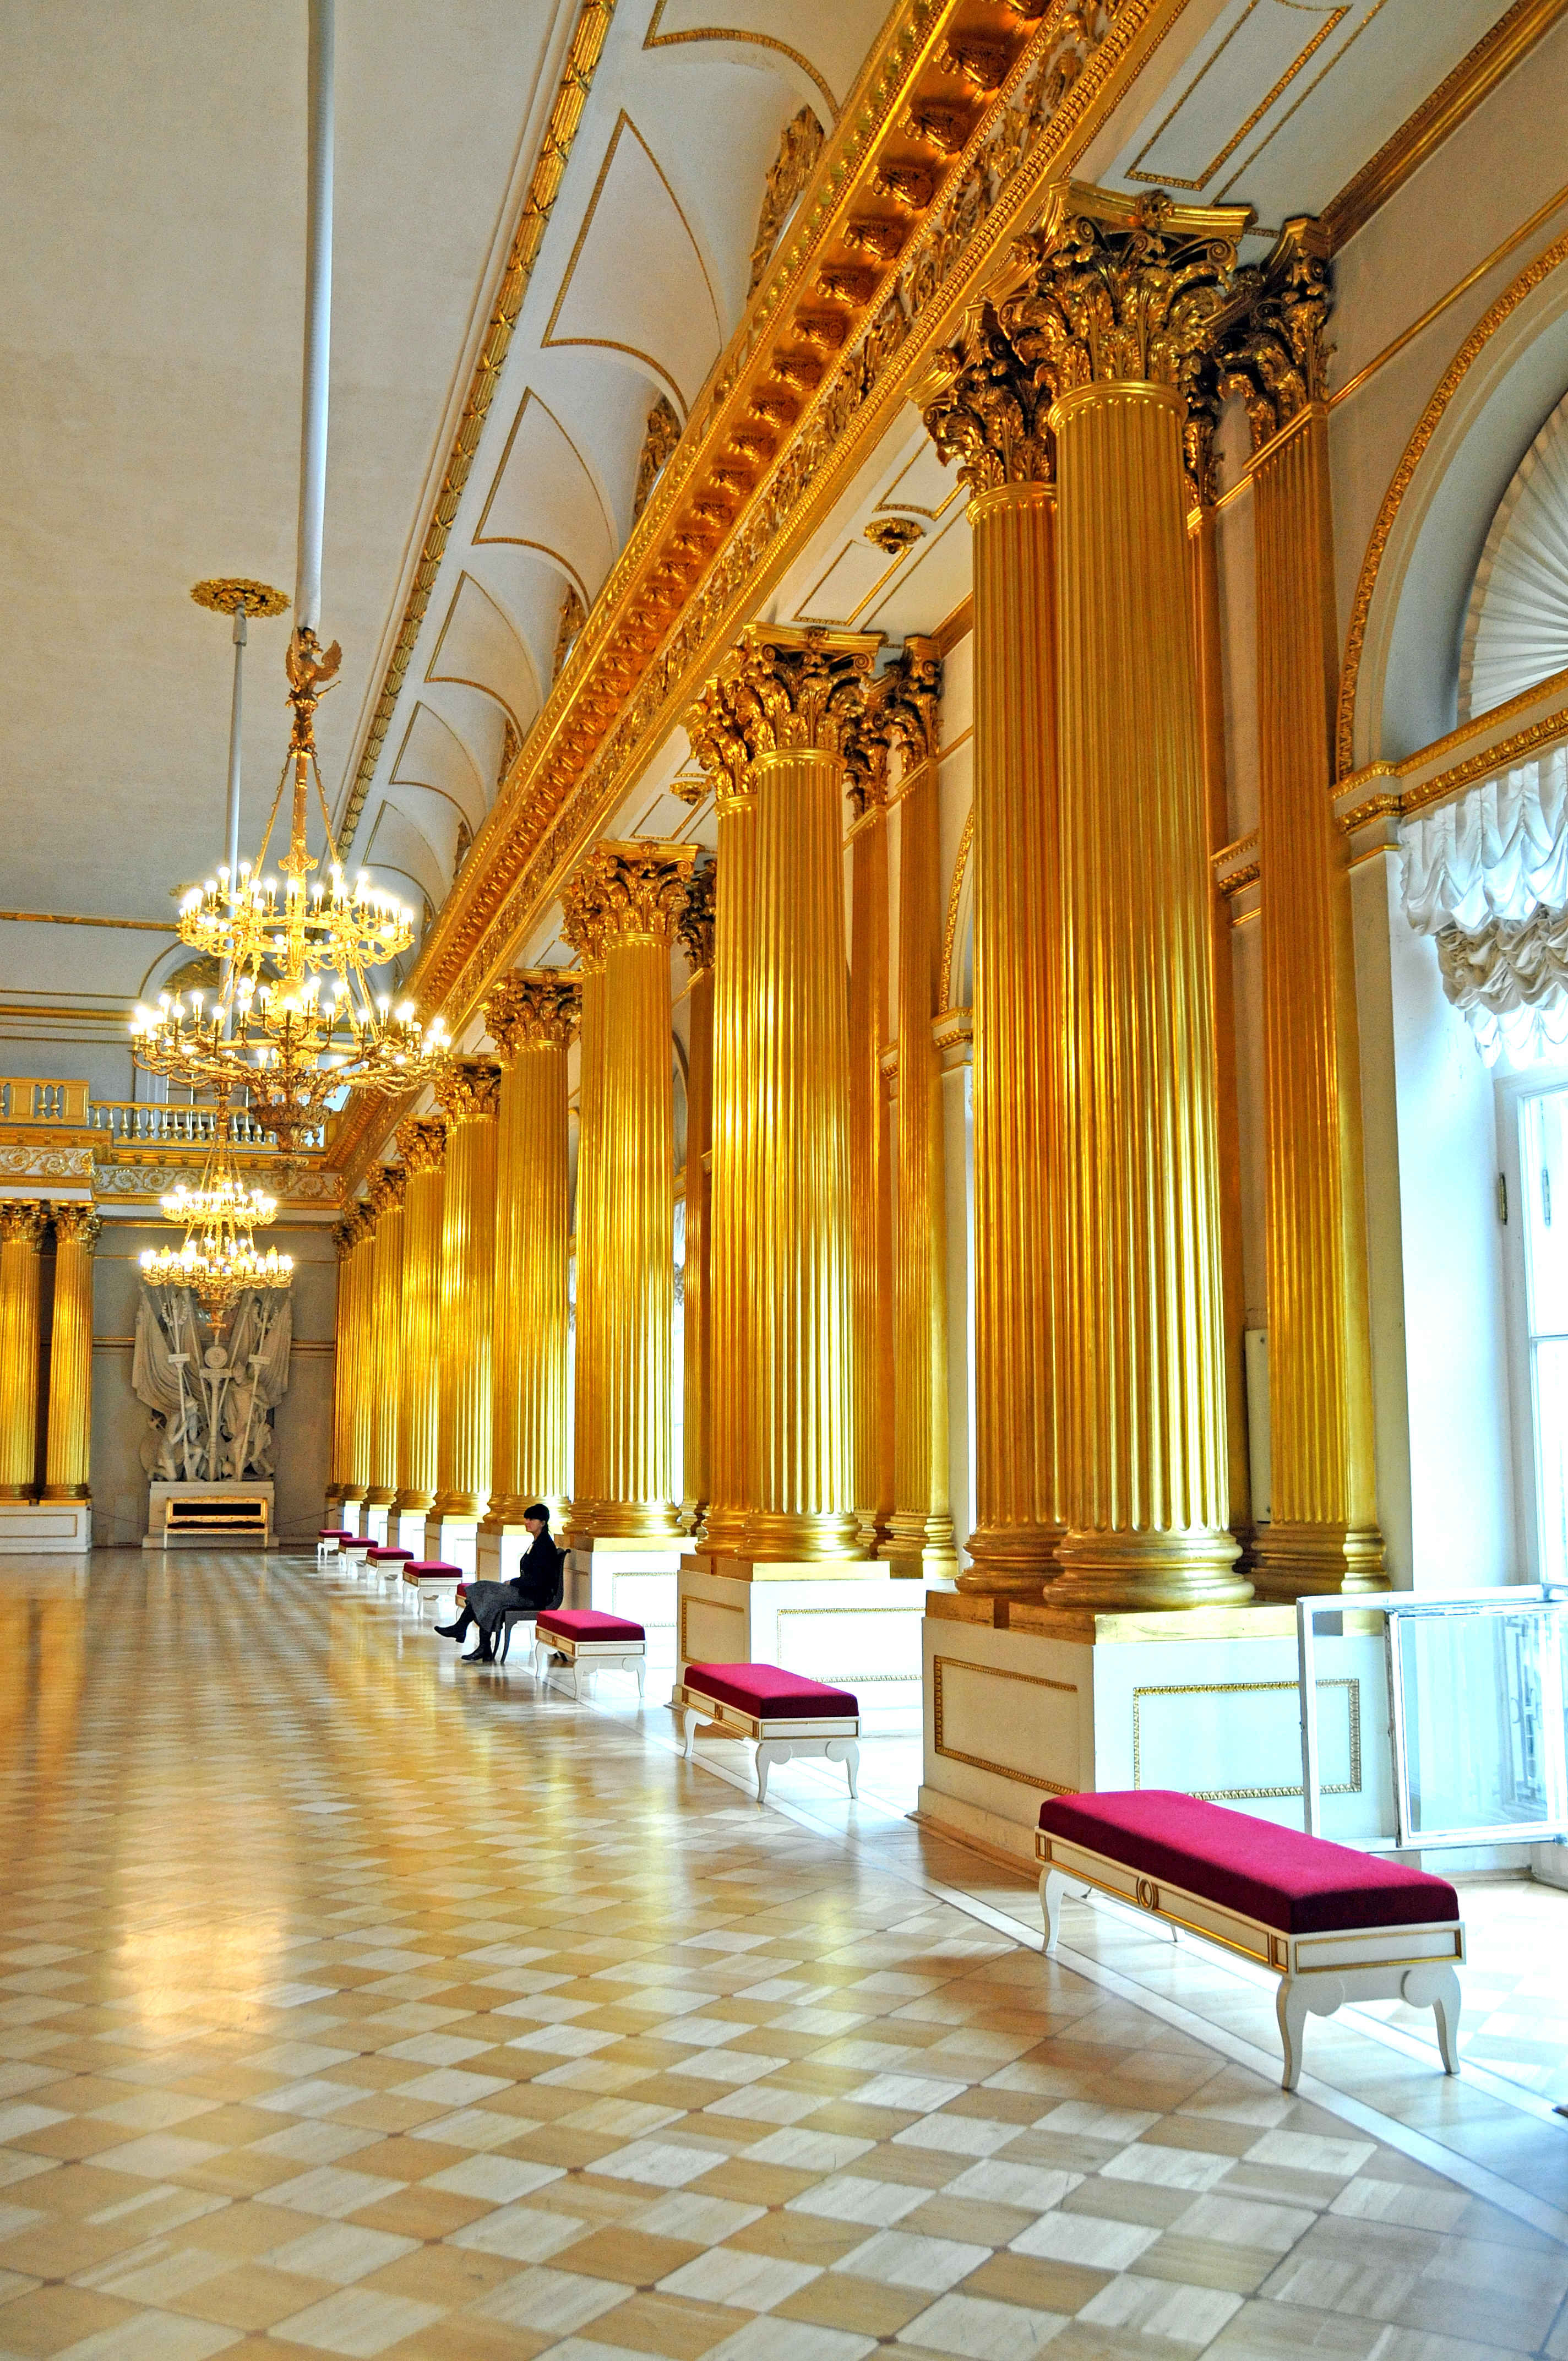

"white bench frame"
[317, 1532, 351, 1563]
[338, 1536, 372, 1568]
[1037, 1827, 1464, 2092]
[535, 1628, 647, 1700]
[673, 1681, 860, 1804]
[366, 1551, 413, 1586]
[402, 1566, 461, 1617]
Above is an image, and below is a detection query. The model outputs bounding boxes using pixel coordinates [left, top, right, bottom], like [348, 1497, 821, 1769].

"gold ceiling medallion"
[191, 579, 290, 620]
[864, 516, 925, 555]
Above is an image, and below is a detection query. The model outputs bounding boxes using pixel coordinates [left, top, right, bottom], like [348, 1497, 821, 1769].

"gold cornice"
[333, 0, 1191, 1191]
[337, 0, 617, 851]
[1337, 682, 1568, 829]
[1321, 0, 1568, 254]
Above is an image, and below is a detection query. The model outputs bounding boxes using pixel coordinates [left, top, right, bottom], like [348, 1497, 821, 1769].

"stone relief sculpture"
[133, 1283, 293, 1482]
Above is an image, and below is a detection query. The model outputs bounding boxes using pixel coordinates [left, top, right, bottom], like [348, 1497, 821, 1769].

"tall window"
[1520, 1086, 1568, 1580]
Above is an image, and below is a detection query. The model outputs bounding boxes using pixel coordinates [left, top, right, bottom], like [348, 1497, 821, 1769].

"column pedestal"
[422, 1512, 479, 1575]
[0, 1501, 92, 1555]
[677, 1553, 927, 1724]
[475, 1519, 534, 1586]
[362, 1502, 391, 1546]
[389, 1498, 434, 1554]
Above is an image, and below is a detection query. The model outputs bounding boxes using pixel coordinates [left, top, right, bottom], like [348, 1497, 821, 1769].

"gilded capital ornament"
[678, 860, 717, 972]
[842, 638, 944, 817]
[561, 841, 700, 951]
[0, 1202, 47, 1248]
[486, 969, 582, 1056]
[686, 681, 754, 813]
[1215, 215, 1333, 453]
[724, 623, 881, 766]
[367, 1164, 408, 1218]
[434, 1058, 503, 1127]
[396, 1113, 447, 1174]
[50, 1203, 102, 1249]
[913, 298, 1054, 493]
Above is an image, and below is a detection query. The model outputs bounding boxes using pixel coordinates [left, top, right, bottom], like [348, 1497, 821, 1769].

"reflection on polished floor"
[0, 1555, 1565, 2361]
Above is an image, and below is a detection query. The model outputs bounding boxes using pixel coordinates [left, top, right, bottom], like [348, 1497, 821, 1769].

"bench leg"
[825, 1737, 858, 1798]
[1403, 1963, 1462, 2074]
[754, 1740, 788, 1804]
[1041, 1868, 1066, 1955]
[533, 1642, 547, 1682]
[1276, 1977, 1311, 2093]
[635, 1661, 646, 1700]
[682, 1707, 698, 1760]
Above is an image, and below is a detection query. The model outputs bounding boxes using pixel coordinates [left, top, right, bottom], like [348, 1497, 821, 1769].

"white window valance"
[1401, 743, 1568, 1064]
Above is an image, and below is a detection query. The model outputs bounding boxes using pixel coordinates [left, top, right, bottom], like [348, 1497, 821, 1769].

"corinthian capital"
[485, 969, 581, 1056]
[1215, 216, 1333, 451]
[561, 841, 700, 956]
[913, 298, 1054, 494]
[366, 1164, 407, 1220]
[725, 624, 881, 767]
[0, 1201, 46, 1249]
[841, 639, 945, 817]
[396, 1113, 447, 1175]
[50, 1203, 102, 1249]
[687, 678, 754, 813]
[678, 861, 717, 973]
[433, 1058, 503, 1127]
[998, 183, 1252, 412]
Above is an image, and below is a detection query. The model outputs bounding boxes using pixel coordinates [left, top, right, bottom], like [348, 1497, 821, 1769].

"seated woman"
[435, 1505, 563, 1663]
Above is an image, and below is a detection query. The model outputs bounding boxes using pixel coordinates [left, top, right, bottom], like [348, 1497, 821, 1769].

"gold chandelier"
[140, 1117, 294, 1328]
[129, 0, 450, 1149]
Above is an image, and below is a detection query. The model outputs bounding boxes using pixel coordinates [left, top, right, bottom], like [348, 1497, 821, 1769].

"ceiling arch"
[542, 112, 723, 415]
[474, 387, 618, 602]
[643, 0, 861, 119]
[389, 700, 491, 833]
[423, 571, 541, 739]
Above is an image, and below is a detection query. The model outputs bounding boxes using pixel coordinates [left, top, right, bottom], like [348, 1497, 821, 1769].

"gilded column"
[917, 307, 1062, 1596]
[1189, 471, 1253, 1545]
[567, 929, 608, 1524]
[1002, 183, 1251, 1607]
[345, 1205, 376, 1521]
[43, 1204, 101, 1502]
[875, 644, 957, 1576]
[846, 759, 894, 1543]
[391, 1115, 445, 1549]
[363, 1165, 405, 1538]
[477, 970, 580, 1579]
[677, 865, 717, 1529]
[724, 624, 878, 1560]
[685, 697, 758, 1555]
[425, 1061, 502, 1569]
[326, 1214, 358, 1517]
[0, 1203, 46, 1499]
[560, 842, 697, 1539]
[1219, 221, 1381, 1595]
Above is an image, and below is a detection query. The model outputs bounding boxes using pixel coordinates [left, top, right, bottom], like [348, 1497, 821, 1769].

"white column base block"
[476, 1525, 532, 1585]
[0, 1500, 91, 1555]
[568, 1537, 683, 1665]
[916, 1606, 1393, 1859]
[677, 1557, 925, 1723]
[386, 1509, 429, 1553]
[421, 1516, 478, 1575]
[362, 1504, 390, 1546]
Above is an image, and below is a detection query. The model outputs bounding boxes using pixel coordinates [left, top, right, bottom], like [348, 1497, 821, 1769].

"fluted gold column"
[426, 1062, 501, 1556]
[0, 1203, 46, 1499]
[918, 312, 1062, 1596]
[721, 625, 878, 1560]
[1189, 488, 1253, 1544]
[678, 866, 716, 1528]
[685, 701, 758, 1554]
[43, 1204, 101, 1501]
[364, 1166, 405, 1522]
[1220, 221, 1381, 1596]
[561, 843, 696, 1538]
[345, 1207, 376, 1517]
[327, 1215, 357, 1515]
[568, 940, 608, 1522]
[480, 971, 580, 1552]
[392, 1116, 445, 1543]
[847, 773, 894, 1543]
[1009, 183, 1249, 1608]
[877, 643, 957, 1576]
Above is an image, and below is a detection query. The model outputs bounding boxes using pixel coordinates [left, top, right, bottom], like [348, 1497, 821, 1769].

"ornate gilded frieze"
[678, 861, 718, 973]
[395, 1114, 448, 1174]
[485, 969, 582, 1055]
[433, 1059, 503, 1128]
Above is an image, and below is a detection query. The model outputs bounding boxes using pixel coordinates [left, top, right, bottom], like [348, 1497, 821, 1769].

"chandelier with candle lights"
[140, 1116, 295, 1328]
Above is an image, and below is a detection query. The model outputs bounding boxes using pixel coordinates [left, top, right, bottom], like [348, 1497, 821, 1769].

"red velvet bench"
[317, 1527, 355, 1563]
[534, 1608, 647, 1700]
[337, 1531, 372, 1565]
[1037, 1789, 1464, 2091]
[367, 1546, 413, 1582]
[401, 1560, 464, 1615]
[673, 1662, 860, 1804]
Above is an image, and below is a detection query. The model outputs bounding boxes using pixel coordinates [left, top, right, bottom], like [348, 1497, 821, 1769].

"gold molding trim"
[643, 2, 840, 121]
[1130, 1677, 1362, 1799]
[338, 0, 617, 851]
[939, 804, 973, 1011]
[1336, 227, 1568, 779]
[932, 1652, 1077, 1789]
[1126, 0, 1349, 194]
[334, 0, 1191, 1190]
[1322, 0, 1568, 253]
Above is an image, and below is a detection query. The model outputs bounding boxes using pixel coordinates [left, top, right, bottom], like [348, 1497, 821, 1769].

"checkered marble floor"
[0, 1554, 1565, 2361]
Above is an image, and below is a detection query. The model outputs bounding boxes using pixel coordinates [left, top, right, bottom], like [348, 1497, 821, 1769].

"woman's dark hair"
[524, 1503, 550, 1524]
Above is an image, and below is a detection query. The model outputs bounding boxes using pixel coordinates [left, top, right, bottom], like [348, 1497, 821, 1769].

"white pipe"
[295, 0, 335, 637]
[224, 607, 247, 885]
